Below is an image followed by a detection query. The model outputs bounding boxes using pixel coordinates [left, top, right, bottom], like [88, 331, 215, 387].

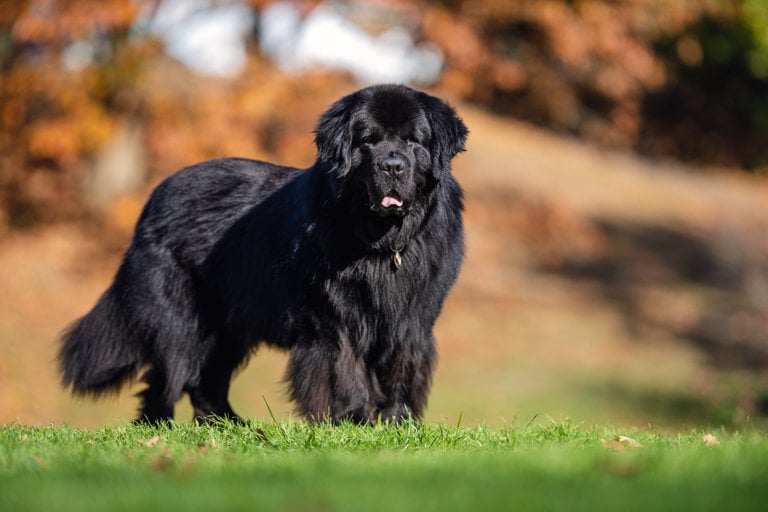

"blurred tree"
[644, 0, 768, 169]
[0, 0, 160, 228]
[0, 0, 345, 233]
[2, 0, 768, 233]
[425, 0, 768, 171]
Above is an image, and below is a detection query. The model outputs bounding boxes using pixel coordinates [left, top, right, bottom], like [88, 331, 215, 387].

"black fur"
[59, 84, 468, 424]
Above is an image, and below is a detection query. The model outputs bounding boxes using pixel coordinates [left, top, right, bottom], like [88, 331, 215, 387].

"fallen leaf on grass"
[137, 435, 164, 447]
[601, 436, 644, 451]
[703, 433, 720, 446]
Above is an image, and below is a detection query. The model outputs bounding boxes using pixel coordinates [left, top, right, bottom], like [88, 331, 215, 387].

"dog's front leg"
[376, 333, 436, 423]
[286, 339, 375, 424]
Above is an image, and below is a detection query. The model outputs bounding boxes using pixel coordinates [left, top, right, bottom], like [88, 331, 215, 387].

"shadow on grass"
[577, 377, 768, 429]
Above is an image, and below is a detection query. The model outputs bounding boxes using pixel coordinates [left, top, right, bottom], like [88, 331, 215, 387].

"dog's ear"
[417, 92, 468, 179]
[314, 94, 354, 181]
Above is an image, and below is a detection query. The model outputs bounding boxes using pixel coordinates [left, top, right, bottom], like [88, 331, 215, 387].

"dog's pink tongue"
[381, 195, 403, 208]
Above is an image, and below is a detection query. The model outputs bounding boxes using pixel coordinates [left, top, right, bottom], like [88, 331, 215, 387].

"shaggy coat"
[60, 84, 468, 424]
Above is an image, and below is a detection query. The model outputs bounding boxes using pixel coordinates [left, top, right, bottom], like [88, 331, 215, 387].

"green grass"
[1, 420, 766, 511]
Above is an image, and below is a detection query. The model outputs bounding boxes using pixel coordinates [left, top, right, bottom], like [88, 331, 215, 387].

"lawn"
[1, 420, 766, 512]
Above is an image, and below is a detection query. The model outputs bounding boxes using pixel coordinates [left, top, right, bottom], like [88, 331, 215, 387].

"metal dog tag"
[392, 250, 402, 270]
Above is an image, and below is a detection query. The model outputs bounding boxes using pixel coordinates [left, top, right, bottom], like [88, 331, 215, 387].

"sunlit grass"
[1, 420, 766, 512]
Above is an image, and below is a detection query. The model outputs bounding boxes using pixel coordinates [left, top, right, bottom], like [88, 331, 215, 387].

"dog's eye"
[361, 134, 381, 145]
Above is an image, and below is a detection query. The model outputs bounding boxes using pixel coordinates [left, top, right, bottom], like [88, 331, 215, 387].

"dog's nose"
[380, 156, 406, 176]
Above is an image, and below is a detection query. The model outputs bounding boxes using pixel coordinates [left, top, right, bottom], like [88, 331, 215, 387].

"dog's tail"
[59, 285, 144, 397]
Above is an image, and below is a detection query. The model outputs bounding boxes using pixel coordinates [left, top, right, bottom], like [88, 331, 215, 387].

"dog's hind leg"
[187, 341, 247, 424]
[135, 367, 175, 424]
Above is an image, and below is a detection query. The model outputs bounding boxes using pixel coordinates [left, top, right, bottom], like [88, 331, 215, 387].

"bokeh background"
[2, 0, 768, 429]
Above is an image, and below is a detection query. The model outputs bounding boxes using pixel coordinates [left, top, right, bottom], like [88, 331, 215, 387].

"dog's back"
[59, 158, 302, 421]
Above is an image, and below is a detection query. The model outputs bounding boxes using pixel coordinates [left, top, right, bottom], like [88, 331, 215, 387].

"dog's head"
[315, 84, 467, 217]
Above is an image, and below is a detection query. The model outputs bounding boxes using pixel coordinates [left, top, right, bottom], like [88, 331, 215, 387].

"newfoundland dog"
[60, 84, 468, 424]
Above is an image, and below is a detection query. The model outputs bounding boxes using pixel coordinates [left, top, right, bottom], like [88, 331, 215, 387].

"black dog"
[60, 84, 468, 424]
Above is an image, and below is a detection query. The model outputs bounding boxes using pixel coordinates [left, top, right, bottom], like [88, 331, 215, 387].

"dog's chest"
[323, 252, 429, 322]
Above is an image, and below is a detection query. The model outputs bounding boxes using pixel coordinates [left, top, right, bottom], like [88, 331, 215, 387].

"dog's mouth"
[371, 191, 407, 217]
[381, 192, 404, 209]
